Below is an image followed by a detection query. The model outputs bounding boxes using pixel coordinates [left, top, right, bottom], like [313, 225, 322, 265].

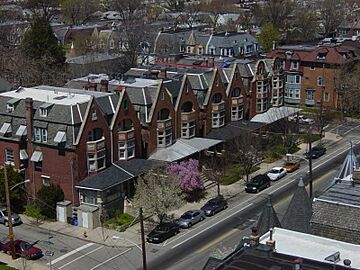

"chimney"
[25, 98, 33, 143]
[208, 57, 215, 67]
[353, 168, 360, 185]
[266, 229, 276, 249]
[250, 227, 260, 247]
[159, 68, 167, 79]
[100, 79, 109, 92]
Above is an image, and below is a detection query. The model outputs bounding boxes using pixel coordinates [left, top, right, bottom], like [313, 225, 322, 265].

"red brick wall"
[0, 140, 20, 168]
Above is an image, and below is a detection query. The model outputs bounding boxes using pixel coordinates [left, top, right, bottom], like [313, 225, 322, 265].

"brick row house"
[269, 45, 359, 109]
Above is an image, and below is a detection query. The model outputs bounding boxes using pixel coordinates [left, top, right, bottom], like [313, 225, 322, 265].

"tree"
[133, 166, 185, 224]
[0, 165, 24, 207]
[22, 0, 59, 21]
[36, 184, 64, 219]
[202, 152, 226, 197]
[290, 9, 320, 43]
[60, 0, 99, 25]
[318, 0, 345, 37]
[166, 0, 185, 12]
[169, 159, 203, 192]
[229, 134, 262, 183]
[258, 22, 280, 52]
[199, 1, 227, 31]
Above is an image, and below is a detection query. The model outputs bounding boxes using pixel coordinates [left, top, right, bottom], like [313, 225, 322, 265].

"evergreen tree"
[21, 17, 65, 66]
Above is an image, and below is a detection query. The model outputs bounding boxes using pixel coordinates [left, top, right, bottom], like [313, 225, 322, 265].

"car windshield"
[155, 225, 169, 232]
[269, 169, 280, 174]
[284, 162, 295, 166]
[206, 200, 218, 206]
[180, 213, 192, 219]
[21, 243, 32, 250]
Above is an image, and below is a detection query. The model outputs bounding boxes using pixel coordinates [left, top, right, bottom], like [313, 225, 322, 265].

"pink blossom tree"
[169, 159, 203, 192]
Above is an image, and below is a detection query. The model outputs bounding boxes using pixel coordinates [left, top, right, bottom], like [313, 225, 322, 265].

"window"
[180, 44, 185, 53]
[5, 149, 14, 164]
[306, 90, 314, 100]
[34, 128, 47, 142]
[91, 108, 97, 120]
[212, 93, 222, 104]
[83, 191, 97, 205]
[181, 121, 195, 139]
[124, 99, 129, 112]
[187, 46, 192, 53]
[39, 108, 47, 117]
[6, 104, 14, 113]
[158, 127, 172, 147]
[212, 111, 225, 128]
[118, 139, 135, 160]
[160, 91, 165, 100]
[198, 47, 203, 55]
[310, 63, 315, 70]
[34, 161, 42, 171]
[109, 39, 115, 49]
[42, 175, 50, 187]
[317, 76, 323, 86]
[209, 47, 215, 55]
[231, 88, 241, 97]
[88, 150, 106, 172]
[324, 92, 330, 102]
[295, 75, 301, 84]
[290, 61, 298, 70]
[231, 105, 243, 121]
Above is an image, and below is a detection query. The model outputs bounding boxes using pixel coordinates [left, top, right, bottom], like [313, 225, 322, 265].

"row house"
[269, 45, 358, 110]
[0, 85, 142, 206]
[154, 29, 260, 62]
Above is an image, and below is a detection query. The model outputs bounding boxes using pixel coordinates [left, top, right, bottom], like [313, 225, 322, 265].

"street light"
[286, 153, 313, 199]
[10, 179, 30, 191]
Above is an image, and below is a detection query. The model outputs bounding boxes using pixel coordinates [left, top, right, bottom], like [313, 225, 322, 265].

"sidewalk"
[0, 252, 48, 270]
[17, 131, 342, 252]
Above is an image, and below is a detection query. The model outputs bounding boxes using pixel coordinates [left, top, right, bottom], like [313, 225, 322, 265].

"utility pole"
[139, 207, 147, 270]
[4, 165, 16, 259]
[308, 129, 313, 199]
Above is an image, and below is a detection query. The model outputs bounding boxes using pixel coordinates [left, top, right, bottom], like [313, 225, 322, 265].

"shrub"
[36, 184, 64, 219]
[105, 212, 135, 231]
[24, 205, 46, 222]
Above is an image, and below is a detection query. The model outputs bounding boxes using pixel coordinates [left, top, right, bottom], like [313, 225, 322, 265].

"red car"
[0, 240, 43, 260]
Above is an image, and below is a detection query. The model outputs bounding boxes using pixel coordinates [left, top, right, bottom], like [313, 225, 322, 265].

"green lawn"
[0, 266, 18, 270]
[222, 164, 260, 185]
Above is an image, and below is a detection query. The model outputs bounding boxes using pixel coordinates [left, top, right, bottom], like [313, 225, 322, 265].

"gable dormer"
[38, 103, 54, 117]
[6, 98, 20, 113]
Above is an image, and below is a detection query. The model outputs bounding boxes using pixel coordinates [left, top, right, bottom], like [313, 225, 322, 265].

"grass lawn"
[222, 164, 260, 185]
[0, 266, 18, 270]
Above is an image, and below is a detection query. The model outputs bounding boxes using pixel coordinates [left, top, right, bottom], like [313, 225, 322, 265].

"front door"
[82, 212, 89, 228]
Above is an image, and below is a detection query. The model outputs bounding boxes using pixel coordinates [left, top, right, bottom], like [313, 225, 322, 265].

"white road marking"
[50, 243, 95, 265]
[327, 123, 345, 133]
[343, 123, 360, 135]
[58, 246, 104, 269]
[171, 203, 253, 249]
[89, 248, 132, 270]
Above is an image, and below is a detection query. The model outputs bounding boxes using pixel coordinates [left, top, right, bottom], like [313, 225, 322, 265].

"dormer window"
[39, 108, 48, 117]
[6, 98, 19, 113]
[317, 52, 327, 60]
[290, 61, 298, 70]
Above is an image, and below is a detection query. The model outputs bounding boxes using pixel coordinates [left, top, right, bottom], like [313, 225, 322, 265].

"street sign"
[112, 236, 120, 241]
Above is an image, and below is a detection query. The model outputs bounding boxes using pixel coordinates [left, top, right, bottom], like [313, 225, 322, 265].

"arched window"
[231, 88, 241, 97]
[181, 101, 193, 113]
[157, 108, 170, 120]
[119, 119, 133, 131]
[88, 128, 103, 141]
[212, 93, 222, 104]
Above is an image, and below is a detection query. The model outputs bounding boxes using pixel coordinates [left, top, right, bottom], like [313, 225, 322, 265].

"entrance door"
[82, 212, 89, 228]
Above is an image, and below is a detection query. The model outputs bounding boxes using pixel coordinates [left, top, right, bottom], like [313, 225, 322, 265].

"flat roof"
[0, 86, 111, 106]
[109, 78, 161, 88]
[260, 227, 360, 269]
[317, 181, 360, 207]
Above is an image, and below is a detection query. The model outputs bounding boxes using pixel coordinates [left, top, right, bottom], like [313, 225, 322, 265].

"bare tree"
[60, 0, 99, 25]
[22, 0, 59, 20]
[202, 151, 226, 197]
[133, 166, 185, 225]
[318, 0, 346, 37]
[199, 1, 227, 31]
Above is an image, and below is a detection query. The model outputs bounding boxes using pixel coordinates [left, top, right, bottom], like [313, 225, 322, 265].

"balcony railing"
[118, 128, 135, 141]
[181, 111, 196, 122]
[231, 96, 243, 106]
[212, 101, 225, 112]
[305, 99, 315, 106]
[87, 137, 105, 153]
[157, 118, 172, 130]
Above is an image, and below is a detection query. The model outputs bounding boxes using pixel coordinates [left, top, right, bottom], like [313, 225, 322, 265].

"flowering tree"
[169, 159, 203, 192]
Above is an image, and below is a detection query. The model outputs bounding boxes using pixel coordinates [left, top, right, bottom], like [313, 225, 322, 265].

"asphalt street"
[1, 121, 359, 270]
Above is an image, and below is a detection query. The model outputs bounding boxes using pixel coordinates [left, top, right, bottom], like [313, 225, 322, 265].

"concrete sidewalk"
[18, 131, 342, 251]
[0, 252, 48, 270]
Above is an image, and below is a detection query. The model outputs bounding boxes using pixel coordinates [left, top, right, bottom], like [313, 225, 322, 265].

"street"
[1, 122, 360, 270]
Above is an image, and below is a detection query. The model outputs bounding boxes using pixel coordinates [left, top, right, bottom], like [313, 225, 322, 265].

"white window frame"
[231, 105, 243, 121]
[39, 108, 47, 117]
[158, 127, 172, 147]
[88, 150, 106, 172]
[6, 104, 14, 113]
[118, 139, 135, 160]
[212, 110, 225, 128]
[291, 61, 298, 70]
[34, 127, 47, 142]
[5, 149, 14, 164]
[324, 92, 330, 102]
[41, 175, 50, 187]
[181, 121, 195, 139]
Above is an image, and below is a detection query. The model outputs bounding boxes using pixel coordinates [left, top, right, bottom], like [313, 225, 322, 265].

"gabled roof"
[282, 178, 312, 233]
[256, 199, 281, 236]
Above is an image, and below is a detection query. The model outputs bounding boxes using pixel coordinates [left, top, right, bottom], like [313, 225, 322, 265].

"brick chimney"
[100, 79, 109, 92]
[353, 168, 360, 185]
[159, 67, 167, 79]
[208, 57, 215, 67]
[250, 227, 260, 247]
[266, 228, 276, 249]
[25, 98, 33, 143]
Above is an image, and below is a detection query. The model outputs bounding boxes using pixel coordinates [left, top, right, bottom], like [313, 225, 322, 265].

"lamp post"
[3, 163, 30, 260]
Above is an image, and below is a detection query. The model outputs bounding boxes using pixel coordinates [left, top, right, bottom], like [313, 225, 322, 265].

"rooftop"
[316, 181, 360, 207]
[0, 86, 111, 106]
[260, 227, 360, 269]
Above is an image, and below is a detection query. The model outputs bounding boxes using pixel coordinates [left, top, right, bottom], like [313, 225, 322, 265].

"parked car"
[267, 167, 287, 181]
[201, 198, 228, 216]
[283, 161, 301, 173]
[305, 146, 326, 159]
[146, 222, 180, 243]
[176, 210, 205, 228]
[0, 208, 22, 226]
[288, 115, 314, 124]
[245, 174, 271, 193]
[0, 240, 42, 260]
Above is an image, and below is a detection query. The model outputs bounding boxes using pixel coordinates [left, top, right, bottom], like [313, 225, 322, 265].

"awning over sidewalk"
[251, 106, 302, 124]
[149, 137, 222, 162]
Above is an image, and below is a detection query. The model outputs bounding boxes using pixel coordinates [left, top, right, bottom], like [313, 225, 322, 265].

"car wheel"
[267, 183, 270, 188]
[200, 216, 204, 221]
[4, 221, 8, 227]
[188, 223, 192, 228]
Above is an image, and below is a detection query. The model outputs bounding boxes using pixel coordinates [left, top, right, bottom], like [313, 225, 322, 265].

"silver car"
[0, 208, 22, 226]
[176, 210, 205, 228]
